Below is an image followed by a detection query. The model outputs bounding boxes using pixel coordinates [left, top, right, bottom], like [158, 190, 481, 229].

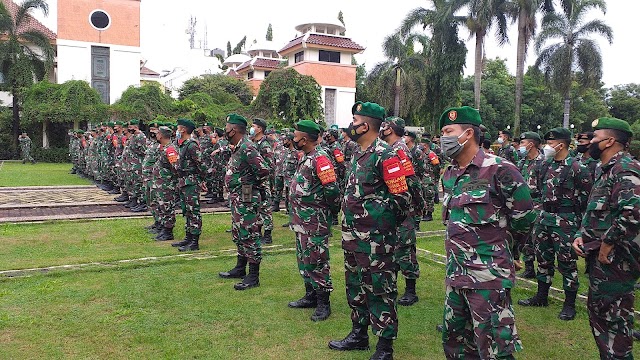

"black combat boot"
[271, 200, 280, 212]
[234, 262, 260, 290]
[219, 255, 247, 279]
[634, 330, 640, 341]
[518, 280, 550, 307]
[423, 212, 433, 222]
[155, 227, 174, 241]
[145, 221, 158, 231]
[124, 197, 138, 208]
[521, 261, 536, 279]
[102, 182, 114, 192]
[131, 202, 148, 212]
[282, 222, 291, 227]
[288, 282, 317, 308]
[328, 323, 370, 351]
[114, 193, 129, 202]
[178, 234, 199, 252]
[415, 219, 421, 232]
[370, 337, 393, 360]
[108, 187, 121, 195]
[558, 290, 577, 321]
[262, 230, 273, 244]
[171, 233, 192, 248]
[311, 289, 331, 322]
[398, 278, 419, 306]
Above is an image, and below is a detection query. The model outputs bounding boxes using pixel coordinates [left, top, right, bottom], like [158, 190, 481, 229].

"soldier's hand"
[598, 242, 614, 264]
[573, 237, 586, 258]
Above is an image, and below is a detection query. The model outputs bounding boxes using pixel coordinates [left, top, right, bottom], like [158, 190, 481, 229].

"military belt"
[543, 204, 574, 213]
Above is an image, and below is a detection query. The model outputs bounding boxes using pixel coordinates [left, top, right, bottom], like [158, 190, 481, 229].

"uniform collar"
[600, 151, 626, 170]
[453, 147, 485, 169]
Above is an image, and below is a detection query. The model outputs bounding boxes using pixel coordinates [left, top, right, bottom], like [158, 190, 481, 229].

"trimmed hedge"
[31, 147, 70, 163]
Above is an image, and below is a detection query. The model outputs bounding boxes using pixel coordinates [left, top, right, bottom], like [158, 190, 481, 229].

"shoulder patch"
[396, 149, 415, 176]
[316, 155, 337, 185]
[382, 156, 409, 194]
[165, 145, 179, 164]
[333, 148, 345, 163]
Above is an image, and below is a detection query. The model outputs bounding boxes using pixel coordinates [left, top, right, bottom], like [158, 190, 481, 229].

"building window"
[319, 50, 340, 63]
[247, 71, 254, 79]
[294, 51, 304, 63]
[89, 10, 111, 30]
[264, 71, 271, 78]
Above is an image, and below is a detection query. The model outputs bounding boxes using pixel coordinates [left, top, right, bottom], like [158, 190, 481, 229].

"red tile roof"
[140, 66, 160, 77]
[1, 0, 56, 40]
[279, 33, 364, 54]
[226, 68, 242, 79]
[236, 57, 285, 72]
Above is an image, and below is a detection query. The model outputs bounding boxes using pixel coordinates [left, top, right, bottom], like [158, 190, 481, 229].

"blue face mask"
[518, 145, 528, 156]
[249, 127, 256, 136]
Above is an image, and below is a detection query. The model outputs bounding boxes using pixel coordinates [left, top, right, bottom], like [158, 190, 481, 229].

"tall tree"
[338, 10, 346, 35]
[0, 0, 55, 153]
[226, 41, 232, 57]
[535, 0, 612, 128]
[266, 24, 273, 41]
[510, 0, 554, 135]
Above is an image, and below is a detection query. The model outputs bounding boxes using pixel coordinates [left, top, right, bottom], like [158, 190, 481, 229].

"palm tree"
[509, 0, 554, 135]
[0, 0, 55, 153]
[535, 0, 612, 128]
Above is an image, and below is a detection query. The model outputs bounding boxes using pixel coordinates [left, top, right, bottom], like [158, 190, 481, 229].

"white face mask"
[497, 137, 505, 144]
[542, 144, 559, 159]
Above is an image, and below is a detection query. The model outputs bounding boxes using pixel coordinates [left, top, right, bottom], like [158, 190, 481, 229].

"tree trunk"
[514, 10, 527, 136]
[563, 95, 571, 129]
[74, 120, 79, 130]
[42, 120, 49, 148]
[394, 67, 401, 117]
[11, 88, 20, 157]
[474, 31, 485, 110]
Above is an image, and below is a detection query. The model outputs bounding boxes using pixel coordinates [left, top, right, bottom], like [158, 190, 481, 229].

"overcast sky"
[36, 0, 636, 87]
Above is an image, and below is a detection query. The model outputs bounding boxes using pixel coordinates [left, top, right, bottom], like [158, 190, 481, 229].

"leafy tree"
[111, 83, 175, 121]
[179, 74, 252, 105]
[266, 24, 273, 41]
[60, 80, 108, 128]
[226, 41, 232, 57]
[232, 36, 246, 55]
[338, 10, 346, 35]
[535, 0, 612, 128]
[607, 84, 640, 123]
[0, 0, 55, 152]
[252, 68, 323, 126]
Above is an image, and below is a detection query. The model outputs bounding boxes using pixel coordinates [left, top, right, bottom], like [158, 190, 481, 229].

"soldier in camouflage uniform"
[575, 131, 599, 180]
[18, 132, 35, 164]
[439, 106, 535, 359]
[169, 119, 206, 252]
[518, 127, 593, 321]
[328, 102, 411, 360]
[218, 114, 271, 291]
[251, 118, 275, 244]
[403, 131, 427, 230]
[111, 122, 127, 197]
[153, 126, 179, 241]
[573, 117, 640, 360]
[123, 120, 147, 210]
[287, 120, 340, 321]
[209, 128, 231, 204]
[322, 127, 346, 225]
[274, 132, 297, 220]
[497, 129, 519, 164]
[516, 131, 545, 279]
[420, 136, 441, 221]
[137, 121, 161, 215]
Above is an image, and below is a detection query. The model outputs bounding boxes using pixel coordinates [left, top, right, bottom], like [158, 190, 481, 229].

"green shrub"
[31, 147, 70, 163]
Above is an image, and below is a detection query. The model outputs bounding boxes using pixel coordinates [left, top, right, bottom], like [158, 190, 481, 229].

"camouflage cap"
[439, 106, 482, 129]
[592, 117, 632, 136]
[352, 101, 386, 121]
[544, 127, 572, 141]
[384, 116, 406, 130]
[158, 126, 172, 138]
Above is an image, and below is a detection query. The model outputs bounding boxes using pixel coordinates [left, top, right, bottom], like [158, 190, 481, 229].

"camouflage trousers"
[533, 223, 579, 291]
[145, 178, 159, 222]
[155, 181, 177, 229]
[422, 181, 435, 215]
[273, 176, 290, 210]
[295, 232, 333, 291]
[259, 187, 273, 232]
[442, 286, 522, 359]
[520, 210, 540, 263]
[179, 184, 201, 236]
[587, 252, 637, 360]
[21, 149, 34, 162]
[344, 250, 398, 339]
[396, 217, 419, 280]
[231, 197, 262, 264]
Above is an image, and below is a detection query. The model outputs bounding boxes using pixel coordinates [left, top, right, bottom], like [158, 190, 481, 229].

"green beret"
[544, 127, 572, 141]
[265, 128, 276, 135]
[169, 123, 177, 130]
[107, 121, 115, 127]
[129, 119, 140, 125]
[285, 132, 294, 140]
[177, 118, 196, 130]
[330, 124, 339, 130]
[576, 132, 594, 141]
[420, 137, 431, 144]
[115, 121, 124, 126]
[294, 120, 321, 136]
[352, 101, 386, 121]
[384, 116, 406, 130]
[203, 122, 213, 128]
[592, 117, 633, 136]
[519, 131, 542, 143]
[328, 128, 339, 138]
[275, 130, 282, 134]
[405, 131, 417, 139]
[439, 106, 482, 129]
[253, 118, 267, 129]
[76, 130, 85, 134]
[226, 113, 247, 127]
[148, 121, 160, 128]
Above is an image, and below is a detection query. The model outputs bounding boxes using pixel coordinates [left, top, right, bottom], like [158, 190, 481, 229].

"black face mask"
[347, 122, 367, 142]
[292, 138, 305, 150]
[576, 144, 589, 154]
[587, 138, 610, 159]
[224, 129, 235, 141]
[379, 127, 392, 141]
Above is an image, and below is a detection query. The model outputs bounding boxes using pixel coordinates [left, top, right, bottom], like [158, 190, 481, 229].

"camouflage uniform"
[441, 148, 535, 359]
[154, 143, 179, 230]
[517, 151, 545, 264]
[211, 137, 231, 201]
[577, 151, 640, 360]
[255, 136, 274, 233]
[142, 138, 160, 213]
[18, 135, 35, 163]
[534, 156, 592, 292]
[113, 132, 126, 192]
[225, 136, 271, 263]
[289, 147, 340, 291]
[275, 147, 298, 212]
[578, 153, 599, 181]
[127, 131, 147, 202]
[497, 143, 519, 164]
[176, 137, 205, 236]
[341, 137, 411, 340]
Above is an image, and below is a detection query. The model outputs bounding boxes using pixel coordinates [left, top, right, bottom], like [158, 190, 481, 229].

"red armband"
[382, 157, 408, 194]
[333, 148, 345, 163]
[165, 145, 179, 164]
[316, 155, 337, 185]
[396, 149, 415, 176]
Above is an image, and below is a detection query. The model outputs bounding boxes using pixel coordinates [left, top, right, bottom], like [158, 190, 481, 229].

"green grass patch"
[0, 162, 90, 187]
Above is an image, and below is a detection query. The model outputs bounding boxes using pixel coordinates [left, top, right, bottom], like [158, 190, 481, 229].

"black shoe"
[102, 182, 114, 192]
[635, 283, 640, 290]
[145, 222, 158, 230]
[131, 204, 148, 212]
[178, 235, 199, 252]
[370, 337, 393, 360]
[518, 281, 550, 307]
[114, 194, 129, 202]
[124, 198, 138, 208]
[633, 330, 640, 341]
[332, 218, 339, 226]
[234, 262, 260, 290]
[436, 324, 443, 332]
[171, 234, 192, 248]
[155, 227, 174, 241]
[262, 230, 273, 244]
[108, 188, 121, 195]
[328, 323, 369, 351]
[398, 279, 419, 306]
[219, 255, 247, 279]
[271, 202, 280, 212]
[288, 282, 317, 308]
[225, 228, 232, 233]
[521, 261, 536, 279]
[206, 197, 219, 204]
[423, 212, 433, 222]
[282, 222, 291, 227]
[311, 289, 331, 322]
[558, 291, 577, 321]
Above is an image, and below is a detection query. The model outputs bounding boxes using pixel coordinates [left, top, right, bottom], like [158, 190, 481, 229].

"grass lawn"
[0, 212, 636, 359]
[0, 162, 90, 187]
